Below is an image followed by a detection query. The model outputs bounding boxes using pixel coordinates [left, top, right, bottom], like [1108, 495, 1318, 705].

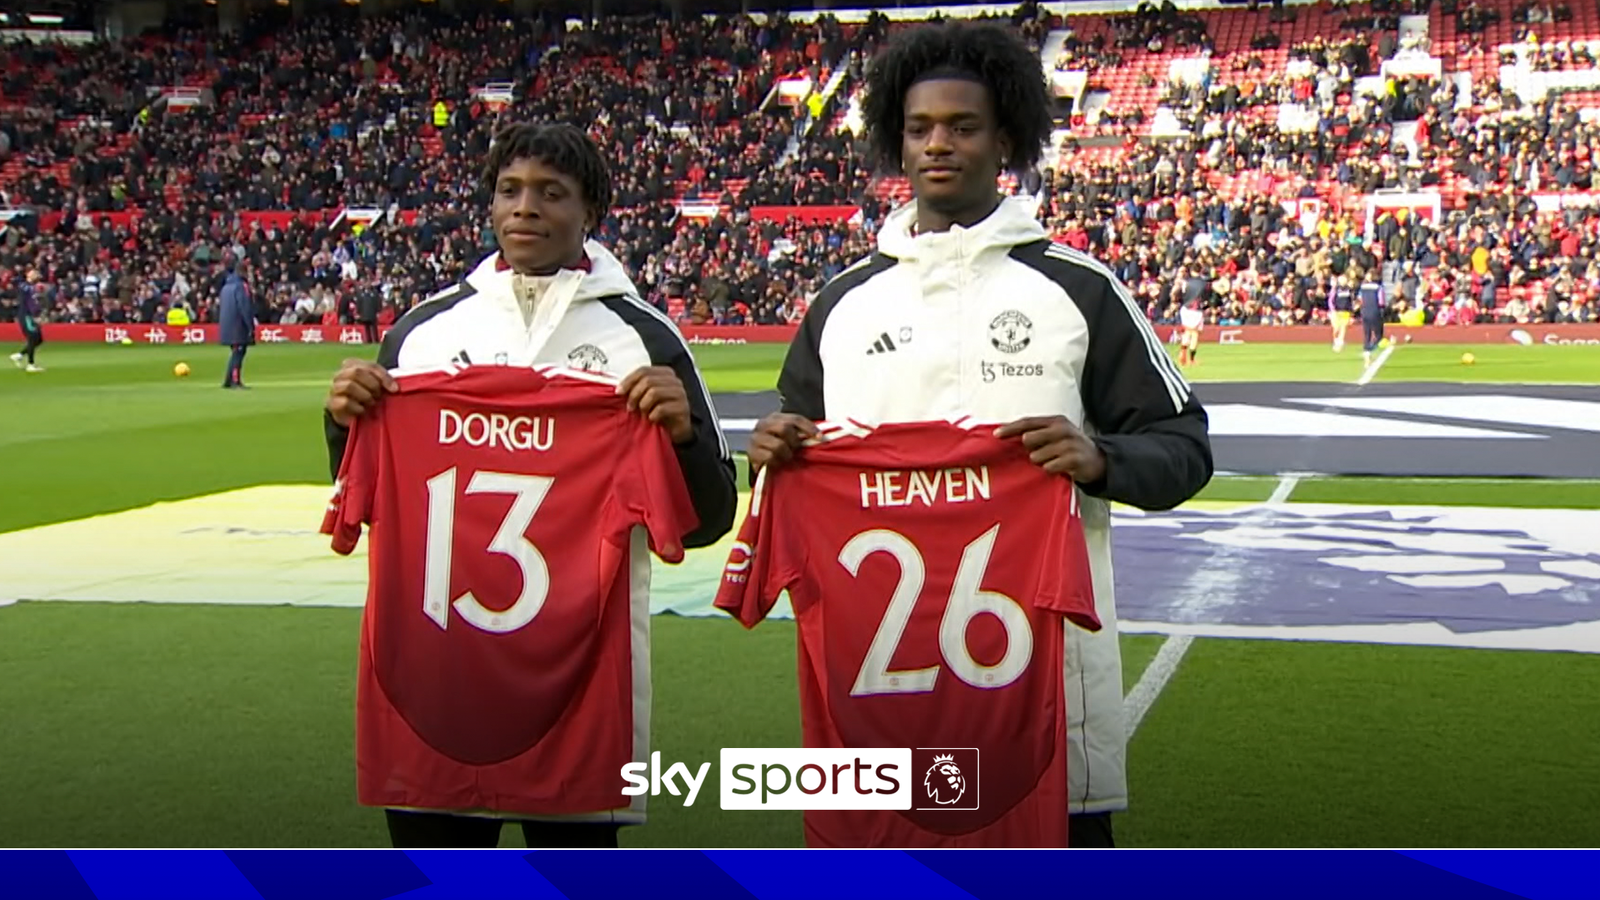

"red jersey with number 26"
[322, 365, 698, 820]
[715, 419, 1100, 848]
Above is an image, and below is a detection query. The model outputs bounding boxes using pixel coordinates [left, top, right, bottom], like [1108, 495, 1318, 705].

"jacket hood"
[876, 195, 1049, 262]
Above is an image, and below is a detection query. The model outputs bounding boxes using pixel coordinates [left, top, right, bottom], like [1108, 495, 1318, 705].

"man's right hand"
[326, 359, 398, 428]
[746, 413, 819, 472]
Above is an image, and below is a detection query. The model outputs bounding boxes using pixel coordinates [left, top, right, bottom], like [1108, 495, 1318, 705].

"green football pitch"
[2, 340, 1598, 849]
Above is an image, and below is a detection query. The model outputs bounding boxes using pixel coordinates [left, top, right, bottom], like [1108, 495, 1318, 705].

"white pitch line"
[1355, 343, 1396, 386]
[1122, 472, 1301, 736]
[1266, 472, 1303, 505]
[1123, 634, 1194, 736]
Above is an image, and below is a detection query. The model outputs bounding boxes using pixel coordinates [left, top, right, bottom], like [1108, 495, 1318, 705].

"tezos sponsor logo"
[981, 360, 1045, 382]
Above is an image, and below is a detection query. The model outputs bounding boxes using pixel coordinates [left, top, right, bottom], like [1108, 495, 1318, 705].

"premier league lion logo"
[1110, 504, 1600, 638]
[923, 754, 966, 805]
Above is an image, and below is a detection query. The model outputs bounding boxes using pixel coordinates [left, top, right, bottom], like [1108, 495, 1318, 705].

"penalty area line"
[1123, 634, 1194, 737]
[1355, 343, 1396, 386]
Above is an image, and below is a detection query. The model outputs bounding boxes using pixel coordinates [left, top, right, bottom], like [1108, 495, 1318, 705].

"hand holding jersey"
[327, 359, 399, 427]
[617, 365, 695, 444]
[992, 416, 1108, 485]
[747, 412, 822, 471]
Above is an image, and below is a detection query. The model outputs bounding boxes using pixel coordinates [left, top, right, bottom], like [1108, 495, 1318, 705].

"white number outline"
[842, 524, 1033, 697]
[423, 467, 555, 634]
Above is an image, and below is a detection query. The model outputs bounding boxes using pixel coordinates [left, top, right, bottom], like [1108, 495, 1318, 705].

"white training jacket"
[776, 197, 1213, 814]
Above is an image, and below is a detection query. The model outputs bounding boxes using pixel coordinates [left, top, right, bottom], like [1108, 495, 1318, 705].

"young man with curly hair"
[747, 21, 1214, 848]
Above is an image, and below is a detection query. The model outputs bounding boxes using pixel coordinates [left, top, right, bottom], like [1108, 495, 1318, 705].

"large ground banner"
[4, 487, 1597, 654]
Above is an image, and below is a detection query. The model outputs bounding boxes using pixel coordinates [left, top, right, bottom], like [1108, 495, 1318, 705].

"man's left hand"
[619, 366, 695, 444]
[994, 416, 1107, 485]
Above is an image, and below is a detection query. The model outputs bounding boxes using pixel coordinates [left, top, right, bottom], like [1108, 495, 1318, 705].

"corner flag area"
[3, 342, 1600, 848]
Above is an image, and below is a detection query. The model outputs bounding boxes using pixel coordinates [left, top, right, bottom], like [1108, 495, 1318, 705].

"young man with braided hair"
[746, 22, 1213, 847]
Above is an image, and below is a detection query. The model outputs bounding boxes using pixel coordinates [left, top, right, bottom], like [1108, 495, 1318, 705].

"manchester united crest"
[566, 343, 609, 372]
[989, 310, 1033, 354]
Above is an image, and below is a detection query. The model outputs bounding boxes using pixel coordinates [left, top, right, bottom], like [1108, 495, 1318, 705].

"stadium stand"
[1, 0, 1598, 332]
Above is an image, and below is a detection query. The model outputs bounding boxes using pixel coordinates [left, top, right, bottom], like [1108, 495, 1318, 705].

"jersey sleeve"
[622, 413, 701, 564]
[320, 412, 380, 556]
[712, 467, 798, 629]
[1029, 481, 1103, 633]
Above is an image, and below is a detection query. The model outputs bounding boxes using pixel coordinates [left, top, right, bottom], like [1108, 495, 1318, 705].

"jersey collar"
[495, 252, 593, 274]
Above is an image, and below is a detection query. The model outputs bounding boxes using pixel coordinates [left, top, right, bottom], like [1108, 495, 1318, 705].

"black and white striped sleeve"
[1030, 243, 1214, 511]
[776, 254, 897, 421]
[601, 296, 738, 550]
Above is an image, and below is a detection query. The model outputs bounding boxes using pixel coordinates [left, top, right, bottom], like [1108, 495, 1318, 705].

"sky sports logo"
[621, 748, 978, 810]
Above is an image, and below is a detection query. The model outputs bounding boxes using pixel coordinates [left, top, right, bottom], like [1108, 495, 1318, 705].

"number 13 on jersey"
[423, 467, 556, 635]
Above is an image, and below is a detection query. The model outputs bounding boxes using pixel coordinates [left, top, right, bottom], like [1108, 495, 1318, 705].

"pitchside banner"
[1164, 323, 1600, 346]
[0, 323, 392, 345]
[4, 322, 1600, 346]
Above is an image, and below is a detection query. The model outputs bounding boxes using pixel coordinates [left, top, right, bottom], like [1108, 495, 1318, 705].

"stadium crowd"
[3, 0, 1600, 332]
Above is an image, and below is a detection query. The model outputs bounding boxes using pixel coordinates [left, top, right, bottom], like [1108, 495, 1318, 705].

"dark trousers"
[384, 809, 621, 849]
[20, 330, 42, 364]
[224, 344, 248, 387]
[1070, 812, 1115, 848]
[361, 320, 379, 344]
[1362, 316, 1385, 352]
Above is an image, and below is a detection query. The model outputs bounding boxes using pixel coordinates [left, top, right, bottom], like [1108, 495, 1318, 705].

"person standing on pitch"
[10, 268, 46, 373]
[356, 283, 381, 345]
[1328, 273, 1356, 353]
[1177, 299, 1204, 367]
[1357, 269, 1387, 368]
[219, 257, 255, 389]
[320, 122, 737, 849]
[746, 21, 1213, 848]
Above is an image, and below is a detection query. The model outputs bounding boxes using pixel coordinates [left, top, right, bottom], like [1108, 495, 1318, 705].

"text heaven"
[858, 467, 991, 508]
[439, 409, 555, 452]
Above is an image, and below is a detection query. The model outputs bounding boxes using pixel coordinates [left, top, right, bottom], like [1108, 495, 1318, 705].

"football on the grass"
[174, 362, 191, 378]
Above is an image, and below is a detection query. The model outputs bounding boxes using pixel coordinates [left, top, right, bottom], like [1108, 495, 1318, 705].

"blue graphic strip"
[2, 849, 1595, 899]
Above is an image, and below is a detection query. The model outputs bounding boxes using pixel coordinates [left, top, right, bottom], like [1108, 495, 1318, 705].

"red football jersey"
[322, 365, 698, 820]
[715, 419, 1100, 848]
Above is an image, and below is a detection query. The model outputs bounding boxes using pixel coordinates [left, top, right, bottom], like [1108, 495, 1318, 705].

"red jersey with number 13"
[322, 365, 698, 820]
[714, 419, 1100, 848]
